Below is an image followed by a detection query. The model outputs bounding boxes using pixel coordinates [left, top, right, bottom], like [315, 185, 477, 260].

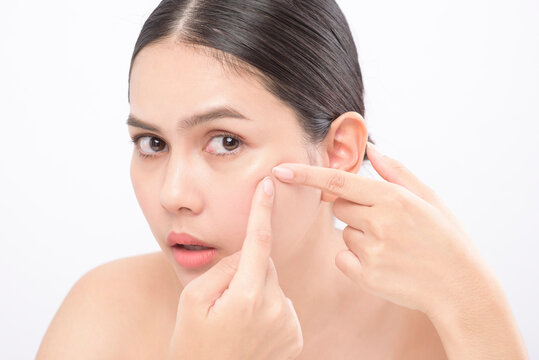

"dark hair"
[128, 0, 374, 161]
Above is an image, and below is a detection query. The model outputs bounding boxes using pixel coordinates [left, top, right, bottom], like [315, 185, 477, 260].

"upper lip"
[166, 231, 215, 248]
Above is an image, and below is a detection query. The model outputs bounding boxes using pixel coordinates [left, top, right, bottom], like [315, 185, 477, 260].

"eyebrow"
[126, 106, 251, 133]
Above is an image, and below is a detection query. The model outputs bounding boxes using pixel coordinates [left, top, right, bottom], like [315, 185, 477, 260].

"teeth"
[182, 244, 210, 250]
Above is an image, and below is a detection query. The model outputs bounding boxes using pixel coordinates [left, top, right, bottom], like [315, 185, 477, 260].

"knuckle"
[259, 194, 274, 208]
[295, 336, 304, 353]
[392, 185, 411, 205]
[267, 258, 279, 281]
[219, 256, 240, 277]
[391, 158, 407, 173]
[343, 226, 362, 247]
[179, 284, 201, 305]
[369, 218, 386, 239]
[290, 336, 304, 358]
[380, 183, 401, 203]
[235, 290, 262, 311]
[326, 172, 346, 193]
[343, 234, 352, 252]
[284, 307, 303, 356]
[363, 216, 373, 230]
[364, 242, 383, 266]
[251, 228, 272, 247]
[268, 299, 287, 320]
[301, 168, 311, 185]
[372, 241, 385, 258]
[332, 197, 348, 219]
[364, 214, 377, 231]
[283, 298, 296, 322]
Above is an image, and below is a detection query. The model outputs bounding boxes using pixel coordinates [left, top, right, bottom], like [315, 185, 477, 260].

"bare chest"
[120, 316, 446, 360]
[115, 255, 446, 359]
[294, 310, 448, 360]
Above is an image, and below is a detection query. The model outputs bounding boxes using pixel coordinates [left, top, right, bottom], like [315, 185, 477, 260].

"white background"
[1, 0, 537, 358]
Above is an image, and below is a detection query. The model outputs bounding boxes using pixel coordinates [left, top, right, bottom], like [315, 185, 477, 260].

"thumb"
[181, 251, 242, 306]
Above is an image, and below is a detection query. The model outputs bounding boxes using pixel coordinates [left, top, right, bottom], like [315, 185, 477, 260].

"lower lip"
[171, 246, 217, 268]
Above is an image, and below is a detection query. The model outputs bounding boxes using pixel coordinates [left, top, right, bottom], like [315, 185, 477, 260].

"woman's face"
[128, 38, 324, 285]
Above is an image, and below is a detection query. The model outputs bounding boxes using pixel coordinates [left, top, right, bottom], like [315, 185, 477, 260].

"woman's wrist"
[426, 260, 528, 360]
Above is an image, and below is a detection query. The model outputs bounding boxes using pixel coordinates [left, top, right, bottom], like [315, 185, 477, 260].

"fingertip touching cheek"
[201, 153, 323, 255]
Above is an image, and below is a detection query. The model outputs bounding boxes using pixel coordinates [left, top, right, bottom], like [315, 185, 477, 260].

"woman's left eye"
[204, 133, 243, 156]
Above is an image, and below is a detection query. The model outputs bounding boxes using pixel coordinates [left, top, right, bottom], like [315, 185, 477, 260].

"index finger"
[230, 176, 275, 293]
[271, 163, 387, 206]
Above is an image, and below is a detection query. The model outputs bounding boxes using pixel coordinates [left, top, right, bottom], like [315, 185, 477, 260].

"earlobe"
[324, 111, 368, 175]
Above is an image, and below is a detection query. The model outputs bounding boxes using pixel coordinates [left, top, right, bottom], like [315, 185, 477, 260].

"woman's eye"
[205, 134, 242, 156]
[133, 135, 167, 158]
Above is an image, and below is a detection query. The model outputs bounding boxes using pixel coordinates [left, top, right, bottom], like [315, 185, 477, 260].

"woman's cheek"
[271, 176, 322, 265]
[207, 152, 322, 263]
[206, 169, 321, 265]
[203, 174, 257, 252]
[130, 161, 169, 248]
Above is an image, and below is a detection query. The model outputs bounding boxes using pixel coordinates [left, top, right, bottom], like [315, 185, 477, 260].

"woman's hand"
[168, 177, 303, 360]
[272, 143, 529, 360]
[272, 143, 484, 316]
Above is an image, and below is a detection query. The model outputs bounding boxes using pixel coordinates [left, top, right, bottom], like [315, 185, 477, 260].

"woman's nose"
[159, 155, 203, 214]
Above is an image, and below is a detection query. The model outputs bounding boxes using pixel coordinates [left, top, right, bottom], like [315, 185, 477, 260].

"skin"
[36, 35, 528, 359]
[273, 146, 529, 359]
[125, 37, 446, 358]
[168, 177, 304, 359]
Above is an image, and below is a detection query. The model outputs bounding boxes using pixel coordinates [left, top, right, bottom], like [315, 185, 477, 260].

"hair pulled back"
[129, 0, 374, 161]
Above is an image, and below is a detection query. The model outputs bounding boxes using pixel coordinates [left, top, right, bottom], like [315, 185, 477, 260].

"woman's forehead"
[129, 40, 296, 131]
[131, 39, 266, 96]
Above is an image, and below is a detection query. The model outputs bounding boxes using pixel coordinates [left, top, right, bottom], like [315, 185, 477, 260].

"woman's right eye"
[131, 135, 168, 158]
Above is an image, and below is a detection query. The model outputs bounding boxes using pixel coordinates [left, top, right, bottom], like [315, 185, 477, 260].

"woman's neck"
[273, 201, 392, 340]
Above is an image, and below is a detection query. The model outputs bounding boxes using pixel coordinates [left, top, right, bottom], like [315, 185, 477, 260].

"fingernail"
[263, 176, 274, 196]
[272, 166, 294, 180]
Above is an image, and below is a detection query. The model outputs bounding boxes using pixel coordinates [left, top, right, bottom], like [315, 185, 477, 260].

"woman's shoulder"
[87, 251, 181, 295]
[36, 252, 181, 359]
[82, 251, 182, 307]
[72, 251, 181, 313]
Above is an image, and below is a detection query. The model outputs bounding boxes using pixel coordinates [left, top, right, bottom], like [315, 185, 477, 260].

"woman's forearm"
[428, 265, 529, 360]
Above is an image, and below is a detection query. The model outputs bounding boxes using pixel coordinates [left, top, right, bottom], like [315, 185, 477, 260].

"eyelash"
[129, 131, 244, 159]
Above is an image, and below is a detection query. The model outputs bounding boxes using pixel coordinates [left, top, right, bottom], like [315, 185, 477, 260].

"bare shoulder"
[36, 252, 181, 360]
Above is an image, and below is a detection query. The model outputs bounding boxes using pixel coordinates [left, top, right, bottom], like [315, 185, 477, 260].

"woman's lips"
[166, 231, 216, 248]
[171, 245, 217, 268]
[167, 231, 218, 268]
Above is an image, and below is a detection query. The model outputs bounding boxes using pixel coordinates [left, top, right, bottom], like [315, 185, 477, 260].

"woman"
[36, 0, 528, 359]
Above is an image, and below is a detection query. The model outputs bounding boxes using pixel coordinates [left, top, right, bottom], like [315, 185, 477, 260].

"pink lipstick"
[167, 231, 217, 268]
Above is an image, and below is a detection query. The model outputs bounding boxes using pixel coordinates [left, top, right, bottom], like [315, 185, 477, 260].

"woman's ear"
[322, 111, 368, 174]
